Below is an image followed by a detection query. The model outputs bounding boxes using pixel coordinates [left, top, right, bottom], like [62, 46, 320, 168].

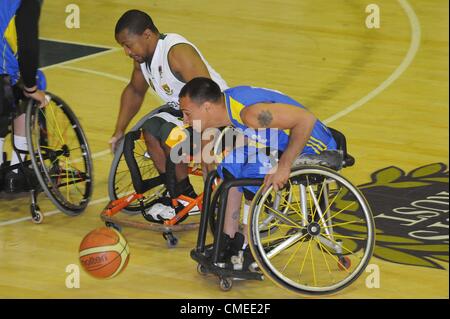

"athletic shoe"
[3, 166, 39, 193]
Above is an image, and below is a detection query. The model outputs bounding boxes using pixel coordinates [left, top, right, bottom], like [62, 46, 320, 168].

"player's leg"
[141, 116, 167, 174]
[2, 84, 36, 192]
[216, 146, 277, 267]
[140, 116, 196, 221]
[160, 121, 197, 198]
[0, 76, 10, 169]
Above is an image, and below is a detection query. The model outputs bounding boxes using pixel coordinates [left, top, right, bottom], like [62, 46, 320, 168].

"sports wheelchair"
[190, 127, 375, 295]
[103, 106, 205, 247]
[0, 76, 93, 223]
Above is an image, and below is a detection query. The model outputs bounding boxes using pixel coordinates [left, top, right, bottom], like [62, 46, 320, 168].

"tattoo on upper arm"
[232, 209, 240, 221]
[257, 110, 273, 127]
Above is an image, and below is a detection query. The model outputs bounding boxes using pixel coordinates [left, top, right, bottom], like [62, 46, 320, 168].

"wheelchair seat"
[328, 127, 355, 168]
[291, 127, 354, 171]
[292, 150, 344, 171]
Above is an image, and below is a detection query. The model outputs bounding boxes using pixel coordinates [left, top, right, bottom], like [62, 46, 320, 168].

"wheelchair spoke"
[281, 234, 308, 273]
[324, 233, 367, 241]
[315, 237, 351, 274]
[321, 219, 366, 229]
[249, 166, 374, 294]
[307, 175, 324, 222]
[320, 201, 357, 227]
[27, 94, 93, 215]
[263, 231, 309, 261]
[261, 231, 305, 247]
[41, 104, 65, 145]
[67, 165, 86, 197]
[298, 238, 313, 281]
[319, 233, 365, 261]
[317, 186, 343, 224]
[49, 103, 67, 145]
[309, 236, 317, 287]
[314, 236, 335, 282]
[278, 188, 309, 226]
[289, 179, 305, 217]
[263, 204, 303, 228]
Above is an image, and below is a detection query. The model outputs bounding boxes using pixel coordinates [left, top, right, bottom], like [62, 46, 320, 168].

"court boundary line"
[39, 36, 116, 49]
[40, 48, 120, 71]
[57, 64, 164, 102]
[0, 0, 421, 227]
[0, 197, 110, 226]
[58, 65, 130, 83]
[324, 0, 421, 124]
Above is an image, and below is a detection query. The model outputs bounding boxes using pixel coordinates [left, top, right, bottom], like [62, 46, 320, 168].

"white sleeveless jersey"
[140, 33, 228, 109]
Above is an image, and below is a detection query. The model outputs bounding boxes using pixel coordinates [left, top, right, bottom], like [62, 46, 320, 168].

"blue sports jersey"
[1, 0, 45, 89]
[223, 86, 336, 154]
[1, 0, 21, 85]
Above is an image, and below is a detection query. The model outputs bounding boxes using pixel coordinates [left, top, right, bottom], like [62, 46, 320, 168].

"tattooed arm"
[240, 103, 316, 191]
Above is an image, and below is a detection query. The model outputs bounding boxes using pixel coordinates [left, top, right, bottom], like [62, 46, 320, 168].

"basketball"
[79, 227, 130, 279]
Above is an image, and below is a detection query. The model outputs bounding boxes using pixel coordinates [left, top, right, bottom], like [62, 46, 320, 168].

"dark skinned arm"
[110, 61, 149, 152]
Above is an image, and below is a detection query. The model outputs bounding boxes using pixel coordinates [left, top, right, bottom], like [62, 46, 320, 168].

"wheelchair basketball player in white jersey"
[110, 10, 228, 220]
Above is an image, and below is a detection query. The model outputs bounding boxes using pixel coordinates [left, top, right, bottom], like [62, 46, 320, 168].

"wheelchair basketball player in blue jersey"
[179, 77, 340, 268]
[0, 0, 49, 192]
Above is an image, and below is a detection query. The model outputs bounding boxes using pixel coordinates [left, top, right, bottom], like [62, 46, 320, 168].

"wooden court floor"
[0, 0, 448, 298]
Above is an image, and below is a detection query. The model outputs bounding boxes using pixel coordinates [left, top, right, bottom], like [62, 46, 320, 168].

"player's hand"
[24, 88, 49, 108]
[262, 165, 291, 193]
[109, 132, 124, 153]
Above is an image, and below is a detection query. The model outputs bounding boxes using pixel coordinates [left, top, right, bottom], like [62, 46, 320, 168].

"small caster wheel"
[219, 277, 233, 291]
[31, 205, 44, 224]
[338, 256, 351, 270]
[197, 263, 208, 276]
[105, 221, 122, 232]
[163, 232, 178, 248]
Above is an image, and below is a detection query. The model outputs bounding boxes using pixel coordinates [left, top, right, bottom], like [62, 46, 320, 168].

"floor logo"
[359, 163, 449, 269]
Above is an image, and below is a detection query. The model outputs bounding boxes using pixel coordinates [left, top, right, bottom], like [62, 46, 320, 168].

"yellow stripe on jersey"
[308, 139, 326, 152]
[228, 96, 246, 126]
[4, 16, 18, 55]
[310, 136, 327, 149]
[306, 142, 322, 154]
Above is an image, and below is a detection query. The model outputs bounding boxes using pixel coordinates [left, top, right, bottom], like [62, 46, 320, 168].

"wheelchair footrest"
[102, 193, 144, 217]
[190, 249, 263, 281]
[100, 213, 199, 233]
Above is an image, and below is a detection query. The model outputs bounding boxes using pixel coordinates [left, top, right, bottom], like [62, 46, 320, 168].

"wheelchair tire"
[248, 165, 375, 295]
[25, 92, 93, 216]
[107, 107, 167, 215]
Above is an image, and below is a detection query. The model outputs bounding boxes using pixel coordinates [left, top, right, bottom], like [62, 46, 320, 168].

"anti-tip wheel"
[338, 256, 352, 271]
[31, 206, 44, 224]
[219, 277, 233, 291]
[163, 232, 178, 248]
[197, 263, 208, 276]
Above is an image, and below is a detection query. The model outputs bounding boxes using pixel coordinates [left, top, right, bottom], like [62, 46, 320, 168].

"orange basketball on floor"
[79, 227, 130, 279]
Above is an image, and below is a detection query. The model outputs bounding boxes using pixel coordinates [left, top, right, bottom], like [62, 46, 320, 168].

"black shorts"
[141, 107, 184, 146]
[0, 75, 26, 115]
[0, 75, 26, 137]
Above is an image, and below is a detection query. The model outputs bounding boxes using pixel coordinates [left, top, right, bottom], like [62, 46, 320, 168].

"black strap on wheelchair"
[123, 130, 164, 194]
[165, 156, 197, 199]
[165, 155, 177, 197]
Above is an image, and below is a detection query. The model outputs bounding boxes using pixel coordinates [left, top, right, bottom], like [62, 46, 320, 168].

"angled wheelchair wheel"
[25, 93, 93, 216]
[108, 136, 166, 215]
[107, 108, 169, 215]
[248, 165, 375, 295]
